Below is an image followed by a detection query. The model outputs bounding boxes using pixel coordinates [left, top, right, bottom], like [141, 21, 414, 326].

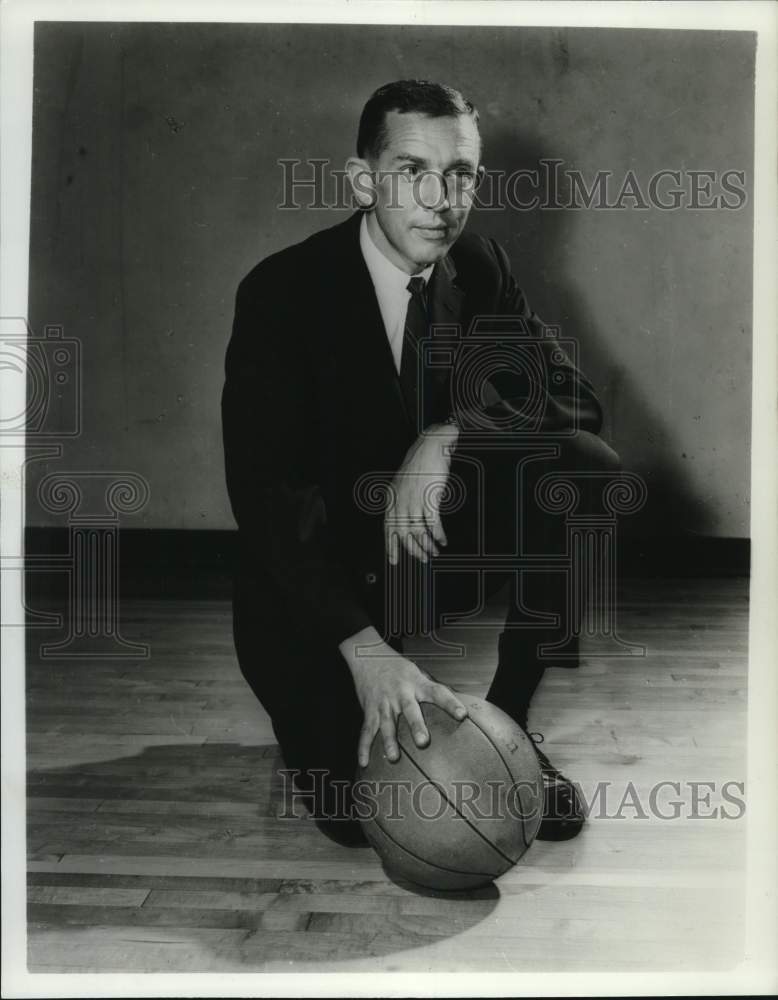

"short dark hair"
[357, 79, 480, 160]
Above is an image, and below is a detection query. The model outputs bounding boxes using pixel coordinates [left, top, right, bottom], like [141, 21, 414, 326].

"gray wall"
[27, 23, 754, 537]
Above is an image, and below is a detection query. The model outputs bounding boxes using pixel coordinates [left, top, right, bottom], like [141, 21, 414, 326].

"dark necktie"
[400, 275, 429, 431]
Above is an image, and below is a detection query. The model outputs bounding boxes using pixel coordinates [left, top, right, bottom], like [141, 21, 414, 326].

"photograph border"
[2, 1, 776, 997]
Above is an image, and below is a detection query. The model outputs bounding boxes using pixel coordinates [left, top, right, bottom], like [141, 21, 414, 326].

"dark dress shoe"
[528, 732, 586, 841]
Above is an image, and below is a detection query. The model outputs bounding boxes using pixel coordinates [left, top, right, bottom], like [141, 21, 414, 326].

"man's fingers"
[402, 530, 429, 564]
[385, 484, 402, 565]
[379, 709, 400, 762]
[429, 683, 468, 722]
[358, 715, 379, 768]
[387, 526, 400, 565]
[387, 524, 436, 564]
[416, 529, 438, 559]
[427, 513, 447, 549]
[400, 697, 430, 748]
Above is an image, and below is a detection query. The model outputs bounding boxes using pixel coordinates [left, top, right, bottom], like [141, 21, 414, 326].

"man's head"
[346, 80, 483, 274]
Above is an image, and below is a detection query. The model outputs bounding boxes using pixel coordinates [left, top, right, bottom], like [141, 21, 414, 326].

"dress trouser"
[231, 429, 621, 820]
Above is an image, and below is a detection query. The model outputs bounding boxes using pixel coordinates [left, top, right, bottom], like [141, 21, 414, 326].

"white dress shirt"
[359, 213, 434, 374]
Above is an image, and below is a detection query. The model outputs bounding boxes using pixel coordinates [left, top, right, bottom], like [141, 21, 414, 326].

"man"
[222, 80, 620, 844]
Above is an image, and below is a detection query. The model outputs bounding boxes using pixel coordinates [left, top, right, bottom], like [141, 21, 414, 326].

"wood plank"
[27, 872, 286, 894]
[28, 853, 745, 888]
[27, 885, 150, 906]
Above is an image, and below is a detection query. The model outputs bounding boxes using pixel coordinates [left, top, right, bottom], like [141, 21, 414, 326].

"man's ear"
[475, 163, 486, 189]
[345, 157, 377, 210]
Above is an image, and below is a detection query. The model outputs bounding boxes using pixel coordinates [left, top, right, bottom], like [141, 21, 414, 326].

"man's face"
[365, 110, 482, 274]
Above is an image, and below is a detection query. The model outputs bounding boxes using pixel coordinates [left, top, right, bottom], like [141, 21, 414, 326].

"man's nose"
[416, 171, 451, 212]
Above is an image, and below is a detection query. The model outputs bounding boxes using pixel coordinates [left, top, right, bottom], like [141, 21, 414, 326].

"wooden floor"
[26, 577, 748, 973]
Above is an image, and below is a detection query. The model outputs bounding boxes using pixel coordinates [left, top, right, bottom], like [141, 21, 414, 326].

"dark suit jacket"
[221, 211, 603, 654]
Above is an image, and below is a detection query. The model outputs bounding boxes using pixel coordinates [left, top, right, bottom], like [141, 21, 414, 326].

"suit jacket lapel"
[429, 252, 465, 329]
[335, 213, 417, 441]
[333, 213, 467, 441]
[425, 252, 465, 421]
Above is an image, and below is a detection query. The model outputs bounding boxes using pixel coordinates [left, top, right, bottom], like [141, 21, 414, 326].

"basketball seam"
[459, 711, 540, 855]
[396, 742, 518, 870]
[368, 810, 499, 881]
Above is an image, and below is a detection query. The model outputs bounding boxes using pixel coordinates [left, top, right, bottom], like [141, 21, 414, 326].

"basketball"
[356, 694, 543, 890]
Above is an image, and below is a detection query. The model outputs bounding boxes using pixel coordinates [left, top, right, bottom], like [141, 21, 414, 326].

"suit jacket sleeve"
[221, 267, 374, 649]
[451, 238, 604, 439]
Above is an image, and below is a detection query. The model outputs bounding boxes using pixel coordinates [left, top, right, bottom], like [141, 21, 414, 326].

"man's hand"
[339, 627, 468, 767]
[385, 421, 460, 565]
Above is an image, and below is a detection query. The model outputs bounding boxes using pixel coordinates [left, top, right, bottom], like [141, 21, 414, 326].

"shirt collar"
[359, 213, 435, 294]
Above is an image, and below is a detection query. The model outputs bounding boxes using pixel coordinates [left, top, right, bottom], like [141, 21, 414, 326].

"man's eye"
[400, 164, 419, 177]
[449, 170, 477, 189]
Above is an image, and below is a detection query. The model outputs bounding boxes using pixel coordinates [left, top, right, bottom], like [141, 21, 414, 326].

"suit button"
[365, 572, 377, 584]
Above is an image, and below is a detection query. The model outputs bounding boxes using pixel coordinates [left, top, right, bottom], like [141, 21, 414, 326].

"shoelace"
[528, 730, 568, 789]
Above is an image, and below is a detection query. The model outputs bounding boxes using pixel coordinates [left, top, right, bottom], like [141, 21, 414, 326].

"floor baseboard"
[23, 527, 751, 601]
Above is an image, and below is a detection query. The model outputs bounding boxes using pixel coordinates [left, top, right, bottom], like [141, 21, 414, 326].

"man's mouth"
[414, 225, 449, 241]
